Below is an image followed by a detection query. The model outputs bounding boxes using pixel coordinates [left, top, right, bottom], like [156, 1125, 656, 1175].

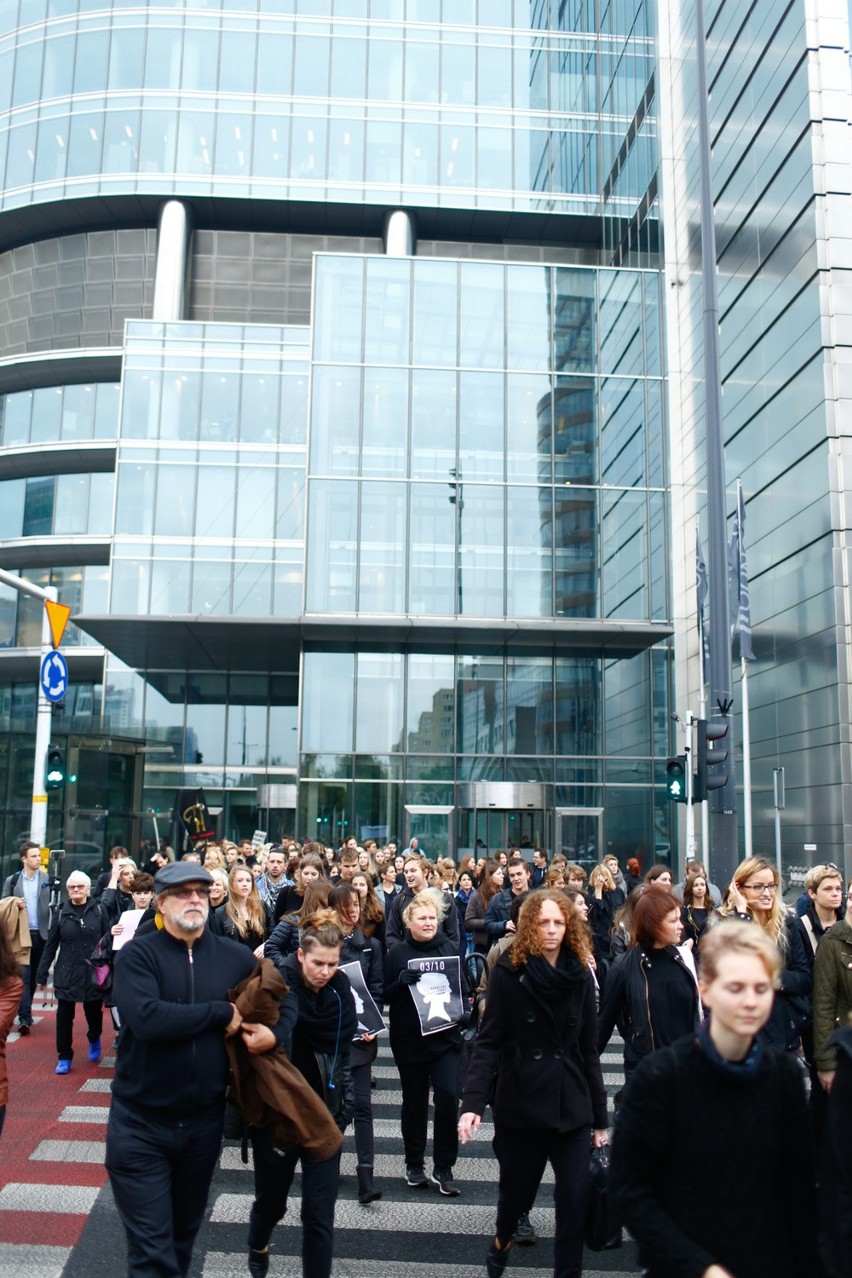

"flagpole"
[696, 522, 710, 860]
[735, 479, 753, 858]
[741, 652, 752, 857]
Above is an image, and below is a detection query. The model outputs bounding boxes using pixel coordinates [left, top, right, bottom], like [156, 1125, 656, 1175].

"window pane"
[459, 262, 504, 369]
[310, 365, 361, 475]
[411, 369, 456, 480]
[361, 367, 408, 477]
[412, 260, 457, 367]
[456, 654, 503, 754]
[356, 652, 403, 753]
[302, 650, 355, 752]
[459, 371, 503, 480]
[358, 481, 405, 613]
[306, 479, 357, 611]
[409, 483, 455, 614]
[507, 485, 552, 618]
[364, 259, 410, 364]
[458, 485, 504, 616]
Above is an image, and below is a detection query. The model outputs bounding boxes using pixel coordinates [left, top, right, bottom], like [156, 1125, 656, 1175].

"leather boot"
[357, 1165, 382, 1204]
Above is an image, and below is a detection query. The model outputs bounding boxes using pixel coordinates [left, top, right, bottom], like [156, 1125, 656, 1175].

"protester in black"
[329, 883, 384, 1203]
[106, 864, 260, 1278]
[598, 887, 701, 1080]
[248, 909, 356, 1278]
[36, 871, 107, 1073]
[459, 890, 608, 1278]
[384, 889, 463, 1195]
[611, 922, 814, 1278]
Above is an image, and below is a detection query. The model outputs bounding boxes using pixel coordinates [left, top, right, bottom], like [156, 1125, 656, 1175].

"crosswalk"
[2, 1012, 639, 1277]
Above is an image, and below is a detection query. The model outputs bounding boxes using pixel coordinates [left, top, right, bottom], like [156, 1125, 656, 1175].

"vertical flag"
[728, 483, 754, 660]
[696, 528, 710, 673]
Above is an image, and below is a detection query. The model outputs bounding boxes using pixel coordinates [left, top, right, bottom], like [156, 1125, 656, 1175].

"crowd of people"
[0, 835, 850, 1278]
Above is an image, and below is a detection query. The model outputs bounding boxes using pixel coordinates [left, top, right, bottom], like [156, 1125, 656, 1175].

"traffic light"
[46, 744, 65, 790]
[665, 755, 688, 803]
[695, 718, 729, 801]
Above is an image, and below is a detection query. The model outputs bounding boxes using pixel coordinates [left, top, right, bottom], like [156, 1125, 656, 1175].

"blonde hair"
[589, 863, 616, 892]
[225, 864, 267, 937]
[805, 864, 843, 893]
[720, 856, 787, 945]
[403, 887, 447, 929]
[699, 919, 782, 986]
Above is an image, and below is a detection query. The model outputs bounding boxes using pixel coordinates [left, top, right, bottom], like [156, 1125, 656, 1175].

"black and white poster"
[339, 961, 386, 1038]
[405, 955, 465, 1037]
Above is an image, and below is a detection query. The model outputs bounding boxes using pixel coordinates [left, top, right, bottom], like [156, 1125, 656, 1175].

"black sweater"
[111, 926, 257, 1115]
[610, 1033, 815, 1278]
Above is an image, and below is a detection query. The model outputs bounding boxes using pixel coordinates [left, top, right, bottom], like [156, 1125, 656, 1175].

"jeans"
[493, 1124, 590, 1278]
[249, 1126, 340, 1278]
[396, 1048, 461, 1170]
[106, 1096, 224, 1278]
[17, 931, 45, 1025]
[55, 998, 102, 1060]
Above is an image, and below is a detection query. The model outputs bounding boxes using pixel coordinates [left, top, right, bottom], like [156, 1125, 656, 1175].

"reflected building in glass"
[0, 0, 675, 869]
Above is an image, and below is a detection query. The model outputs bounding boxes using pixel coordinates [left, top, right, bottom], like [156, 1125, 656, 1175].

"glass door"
[554, 807, 604, 874]
[404, 805, 454, 859]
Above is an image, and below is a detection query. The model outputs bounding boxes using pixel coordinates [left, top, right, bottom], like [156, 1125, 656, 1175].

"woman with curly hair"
[459, 890, 608, 1278]
[221, 865, 268, 957]
[717, 855, 811, 1050]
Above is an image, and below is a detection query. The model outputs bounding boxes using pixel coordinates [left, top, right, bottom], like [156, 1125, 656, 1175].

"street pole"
[0, 569, 58, 847]
[695, 0, 737, 883]
[773, 767, 785, 881]
[684, 712, 696, 863]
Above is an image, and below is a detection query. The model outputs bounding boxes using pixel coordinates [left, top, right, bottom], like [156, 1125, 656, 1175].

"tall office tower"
[0, 0, 673, 869]
[660, 0, 852, 865]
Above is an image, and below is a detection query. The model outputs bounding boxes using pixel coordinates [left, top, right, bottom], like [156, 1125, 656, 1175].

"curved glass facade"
[0, 0, 676, 872]
[0, 1, 653, 220]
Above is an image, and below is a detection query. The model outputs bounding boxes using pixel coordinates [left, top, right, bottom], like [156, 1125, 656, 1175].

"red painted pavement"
[0, 1006, 116, 1246]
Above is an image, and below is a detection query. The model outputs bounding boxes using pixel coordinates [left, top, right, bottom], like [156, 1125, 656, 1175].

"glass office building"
[0, 0, 676, 870]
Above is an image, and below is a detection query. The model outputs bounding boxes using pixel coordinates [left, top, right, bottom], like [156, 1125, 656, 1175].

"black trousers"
[17, 930, 45, 1024]
[106, 1096, 224, 1278]
[346, 1059, 375, 1167]
[396, 1048, 460, 1170]
[493, 1124, 590, 1278]
[249, 1125, 340, 1278]
[55, 998, 102, 1060]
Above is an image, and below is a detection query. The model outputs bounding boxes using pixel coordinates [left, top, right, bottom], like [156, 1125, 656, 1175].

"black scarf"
[696, 1019, 764, 1080]
[523, 949, 588, 996]
[282, 955, 345, 1054]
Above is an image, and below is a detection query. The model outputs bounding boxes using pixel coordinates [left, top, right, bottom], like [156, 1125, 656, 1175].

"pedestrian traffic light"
[695, 718, 729, 801]
[46, 744, 65, 790]
[666, 755, 688, 803]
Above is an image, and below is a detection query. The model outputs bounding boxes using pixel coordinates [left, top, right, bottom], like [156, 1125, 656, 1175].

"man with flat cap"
[105, 862, 283, 1277]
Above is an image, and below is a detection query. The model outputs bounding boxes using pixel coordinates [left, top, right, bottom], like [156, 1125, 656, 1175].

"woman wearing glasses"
[717, 856, 810, 1050]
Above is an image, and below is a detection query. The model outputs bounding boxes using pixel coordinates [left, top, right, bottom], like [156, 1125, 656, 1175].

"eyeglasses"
[166, 887, 211, 900]
[742, 882, 777, 894]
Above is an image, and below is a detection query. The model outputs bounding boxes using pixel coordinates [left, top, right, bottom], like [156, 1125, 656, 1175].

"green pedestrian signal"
[666, 755, 688, 804]
[46, 744, 65, 790]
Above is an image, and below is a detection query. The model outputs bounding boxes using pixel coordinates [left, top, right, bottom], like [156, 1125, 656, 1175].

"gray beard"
[172, 911, 207, 933]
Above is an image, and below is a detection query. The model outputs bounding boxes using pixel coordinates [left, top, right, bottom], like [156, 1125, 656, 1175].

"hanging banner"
[339, 961, 386, 1038]
[406, 954, 465, 1036]
[173, 788, 216, 843]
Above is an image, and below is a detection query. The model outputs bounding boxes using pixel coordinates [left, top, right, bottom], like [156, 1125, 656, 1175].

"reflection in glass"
[459, 263, 504, 370]
[362, 367, 408, 477]
[507, 486, 552, 618]
[506, 657, 553, 754]
[356, 653, 403, 754]
[305, 479, 358, 612]
[410, 369, 456, 480]
[458, 485, 504, 616]
[302, 650, 355, 753]
[556, 656, 600, 756]
[409, 483, 455, 614]
[457, 655, 503, 754]
[358, 481, 405, 614]
[507, 373, 552, 483]
[602, 488, 647, 618]
[554, 377, 596, 484]
[406, 654, 455, 754]
[310, 365, 361, 475]
[554, 486, 598, 617]
[459, 372, 504, 481]
[554, 269, 596, 372]
[506, 266, 551, 371]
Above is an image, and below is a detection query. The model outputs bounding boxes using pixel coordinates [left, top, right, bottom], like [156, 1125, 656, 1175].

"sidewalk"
[0, 999, 117, 1277]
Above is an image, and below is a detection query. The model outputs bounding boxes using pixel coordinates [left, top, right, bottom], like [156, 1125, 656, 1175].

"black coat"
[461, 949, 607, 1132]
[820, 1026, 852, 1277]
[384, 934, 462, 1065]
[339, 926, 383, 1067]
[36, 899, 108, 1002]
[610, 1033, 815, 1278]
[597, 944, 700, 1073]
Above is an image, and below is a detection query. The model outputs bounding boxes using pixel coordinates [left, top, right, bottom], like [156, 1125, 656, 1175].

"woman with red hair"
[598, 887, 701, 1080]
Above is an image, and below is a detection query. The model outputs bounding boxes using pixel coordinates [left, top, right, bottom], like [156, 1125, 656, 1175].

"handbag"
[85, 933, 113, 994]
[584, 1145, 622, 1251]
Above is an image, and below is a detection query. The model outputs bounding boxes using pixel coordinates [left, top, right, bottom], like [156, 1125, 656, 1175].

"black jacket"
[36, 899, 108, 1002]
[483, 887, 529, 944]
[461, 949, 607, 1132]
[385, 885, 460, 949]
[597, 944, 700, 1073]
[384, 934, 462, 1065]
[111, 926, 257, 1115]
[279, 954, 356, 1123]
[610, 1033, 815, 1278]
[820, 1026, 852, 1277]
